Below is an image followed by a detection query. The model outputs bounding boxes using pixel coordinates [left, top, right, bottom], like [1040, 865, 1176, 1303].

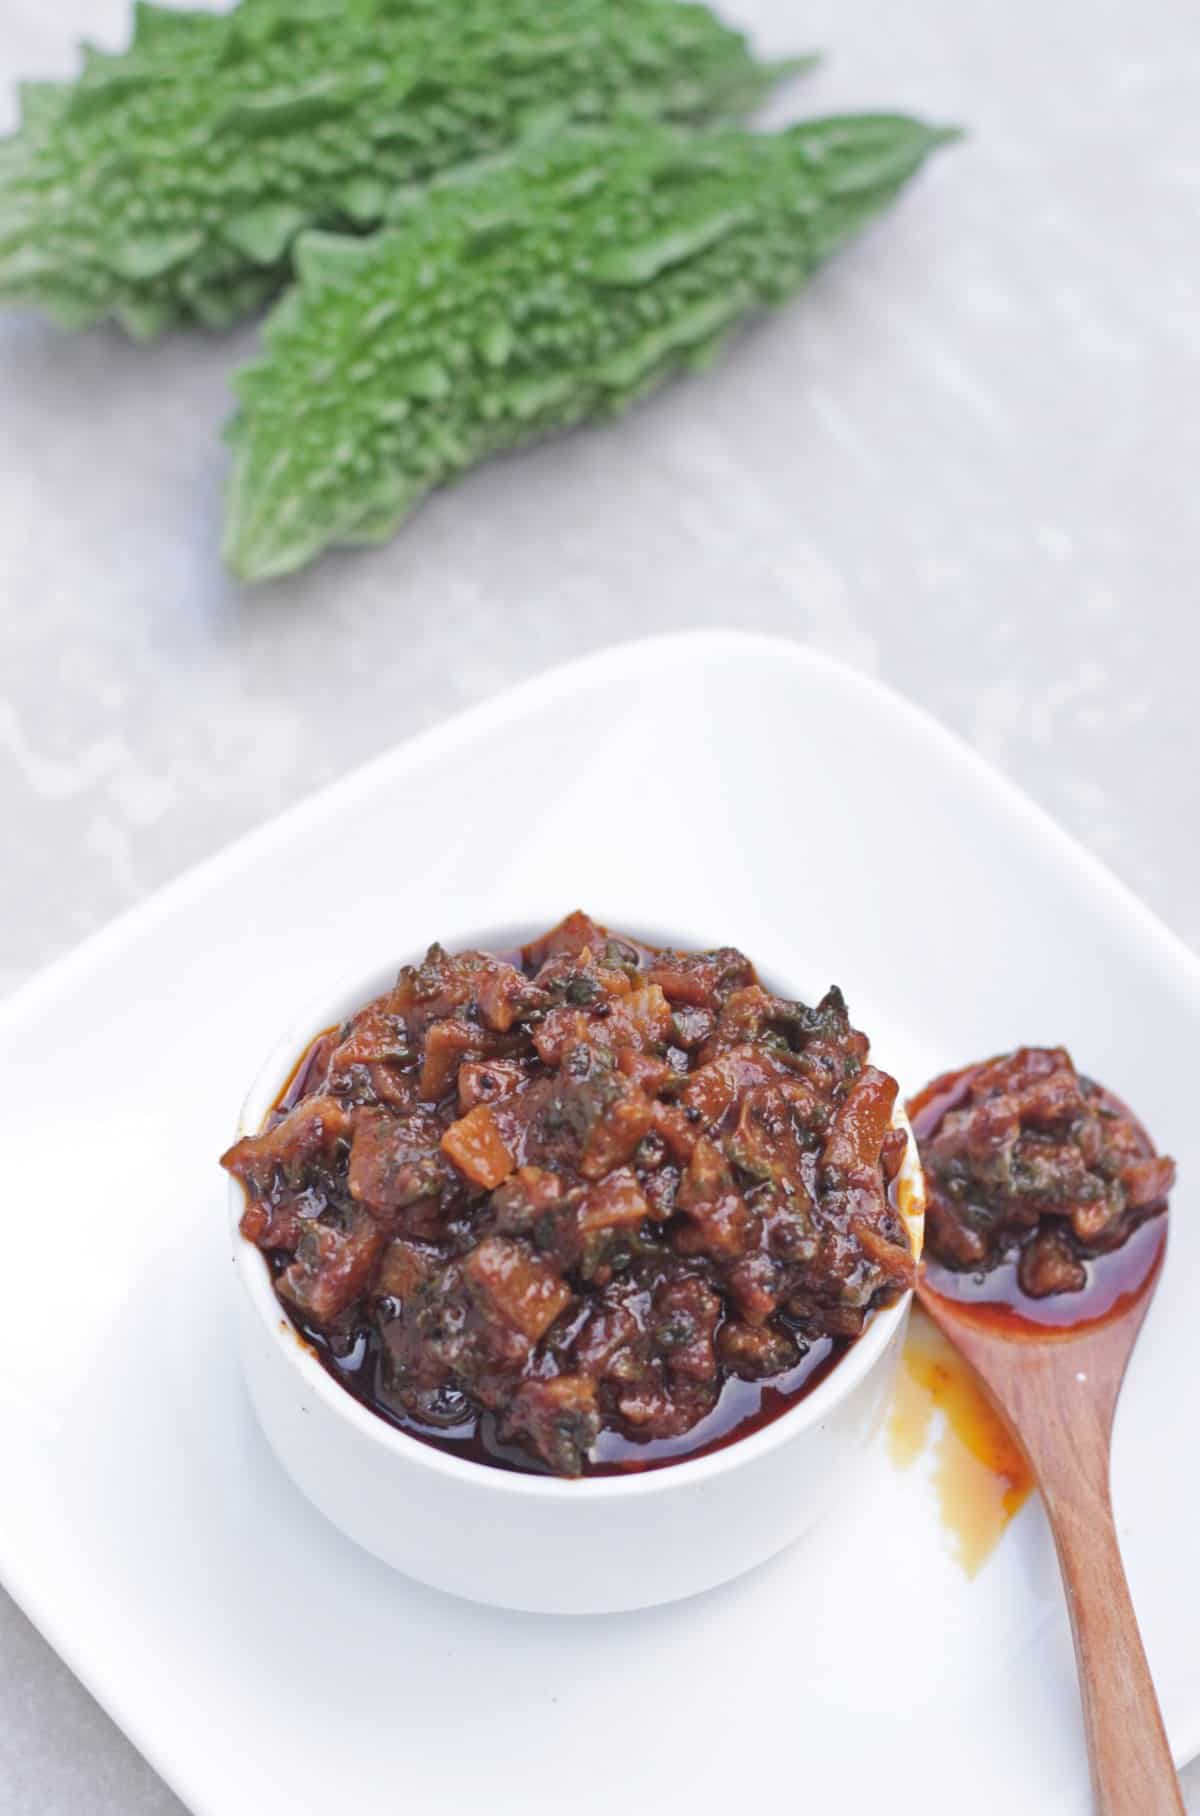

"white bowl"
[229, 923, 925, 1615]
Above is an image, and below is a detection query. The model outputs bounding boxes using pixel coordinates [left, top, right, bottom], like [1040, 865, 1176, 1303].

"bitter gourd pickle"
[224, 114, 958, 580]
[0, 0, 798, 339]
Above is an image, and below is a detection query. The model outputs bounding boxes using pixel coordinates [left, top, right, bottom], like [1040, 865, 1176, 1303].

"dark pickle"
[910, 1048, 1175, 1335]
[223, 913, 918, 1479]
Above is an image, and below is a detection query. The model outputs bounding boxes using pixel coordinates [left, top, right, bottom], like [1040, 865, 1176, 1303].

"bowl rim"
[229, 915, 925, 1501]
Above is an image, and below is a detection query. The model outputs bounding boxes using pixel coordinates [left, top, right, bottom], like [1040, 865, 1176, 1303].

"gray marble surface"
[1, 0, 1197, 1809]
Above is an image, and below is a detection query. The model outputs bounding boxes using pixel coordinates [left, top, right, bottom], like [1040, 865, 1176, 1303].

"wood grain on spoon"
[919, 1226, 1181, 1816]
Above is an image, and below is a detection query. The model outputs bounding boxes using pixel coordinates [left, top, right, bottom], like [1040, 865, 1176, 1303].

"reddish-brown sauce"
[919, 1215, 1167, 1338]
[910, 1056, 1172, 1335]
[296, 1300, 847, 1476]
[224, 913, 915, 1477]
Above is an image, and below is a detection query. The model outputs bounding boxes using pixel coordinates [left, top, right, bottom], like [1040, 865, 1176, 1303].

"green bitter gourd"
[224, 113, 958, 580]
[0, 0, 801, 340]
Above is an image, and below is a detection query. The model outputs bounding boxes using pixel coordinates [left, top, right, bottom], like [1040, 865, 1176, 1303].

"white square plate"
[2, 630, 1196, 1815]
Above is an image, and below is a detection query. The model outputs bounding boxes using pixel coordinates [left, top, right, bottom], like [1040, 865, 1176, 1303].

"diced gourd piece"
[578, 1167, 651, 1234]
[441, 1105, 516, 1190]
[819, 1066, 899, 1176]
[464, 1236, 572, 1340]
[420, 1019, 480, 1101]
[579, 1090, 655, 1180]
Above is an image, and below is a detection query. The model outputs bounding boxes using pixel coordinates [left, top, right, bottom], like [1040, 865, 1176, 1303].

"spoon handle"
[1025, 1416, 1182, 1814]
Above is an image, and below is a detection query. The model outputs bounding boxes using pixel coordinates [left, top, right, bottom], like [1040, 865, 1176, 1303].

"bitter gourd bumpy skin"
[0, 0, 796, 340]
[224, 115, 958, 580]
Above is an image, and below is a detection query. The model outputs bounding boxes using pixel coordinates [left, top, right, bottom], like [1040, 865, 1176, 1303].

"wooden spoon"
[918, 1224, 1182, 1815]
